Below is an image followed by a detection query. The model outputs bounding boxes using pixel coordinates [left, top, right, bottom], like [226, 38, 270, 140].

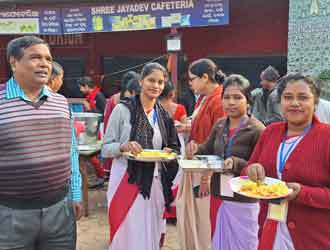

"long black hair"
[120, 71, 140, 92]
[120, 77, 141, 99]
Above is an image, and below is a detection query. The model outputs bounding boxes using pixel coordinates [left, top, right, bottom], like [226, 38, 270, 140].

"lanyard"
[278, 124, 312, 173]
[145, 109, 158, 126]
[152, 110, 157, 126]
[224, 116, 249, 158]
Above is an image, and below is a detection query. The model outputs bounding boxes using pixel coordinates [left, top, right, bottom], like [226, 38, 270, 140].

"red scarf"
[86, 87, 100, 110]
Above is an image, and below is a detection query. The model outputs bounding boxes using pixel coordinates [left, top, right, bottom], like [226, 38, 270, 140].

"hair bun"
[215, 70, 226, 83]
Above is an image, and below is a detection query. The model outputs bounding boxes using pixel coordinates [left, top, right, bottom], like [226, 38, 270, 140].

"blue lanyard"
[224, 116, 249, 158]
[278, 124, 311, 173]
[152, 110, 157, 126]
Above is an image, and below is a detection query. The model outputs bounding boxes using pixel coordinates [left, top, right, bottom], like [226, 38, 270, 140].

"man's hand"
[72, 202, 84, 221]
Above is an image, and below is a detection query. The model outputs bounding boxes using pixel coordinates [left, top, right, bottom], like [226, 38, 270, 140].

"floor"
[76, 187, 181, 250]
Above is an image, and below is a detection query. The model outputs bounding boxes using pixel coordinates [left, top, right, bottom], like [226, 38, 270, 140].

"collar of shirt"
[5, 77, 51, 102]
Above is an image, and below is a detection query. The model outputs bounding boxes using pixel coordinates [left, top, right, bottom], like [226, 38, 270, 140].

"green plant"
[318, 70, 330, 81]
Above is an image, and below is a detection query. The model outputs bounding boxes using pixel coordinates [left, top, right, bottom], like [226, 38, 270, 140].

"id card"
[220, 174, 234, 197]
[267, 201, 288, 222]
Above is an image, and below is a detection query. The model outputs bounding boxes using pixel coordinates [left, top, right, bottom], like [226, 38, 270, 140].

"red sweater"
[173, 104, 187, 122]
[243, 117, 330, 250]
[190, 85, 224, 144]
[86, 87, 101, 110]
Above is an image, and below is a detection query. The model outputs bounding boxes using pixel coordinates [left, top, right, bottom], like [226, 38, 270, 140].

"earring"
[247, 105, 251, 116]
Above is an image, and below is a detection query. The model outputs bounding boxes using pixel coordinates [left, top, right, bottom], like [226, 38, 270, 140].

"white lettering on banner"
[151, 0, 194, 11]
[116, 3, 150, 14]
[62, 8, 88, 33]
[41, 21, 59, 27]
[202, 0, 224, 22]
[69, 8, 80, 13]
[91, 6, 116, 15]
[44, 10, 56, 15]
[0, 9, 39, 18]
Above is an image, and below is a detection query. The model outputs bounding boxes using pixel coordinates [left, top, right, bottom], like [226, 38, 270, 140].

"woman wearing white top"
[102, 63, 180, 250]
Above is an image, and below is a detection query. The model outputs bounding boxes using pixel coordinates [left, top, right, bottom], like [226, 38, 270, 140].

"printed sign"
[0, 0, 229, 35]
[0, 8, 62, 34]
[62, 0, 229, 33]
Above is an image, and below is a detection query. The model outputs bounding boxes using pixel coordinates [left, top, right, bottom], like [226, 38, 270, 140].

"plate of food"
[230, 176, 293, 199]
[178, 155, 223, 172]
[123, 149, 177, 162]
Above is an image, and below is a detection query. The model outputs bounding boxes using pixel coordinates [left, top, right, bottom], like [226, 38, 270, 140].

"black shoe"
[88, 177, 105, 189]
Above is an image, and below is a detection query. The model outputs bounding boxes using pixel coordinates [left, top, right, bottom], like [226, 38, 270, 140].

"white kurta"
[107, 109, 165, 250]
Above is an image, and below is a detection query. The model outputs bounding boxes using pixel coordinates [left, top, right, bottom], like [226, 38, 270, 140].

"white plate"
[230, 176, 293, 199]
[195, 155, 222, 161]
[178, 159, 223, 172]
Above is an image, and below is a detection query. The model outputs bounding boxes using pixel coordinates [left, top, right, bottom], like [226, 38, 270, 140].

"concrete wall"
[288, 0, 330, 76]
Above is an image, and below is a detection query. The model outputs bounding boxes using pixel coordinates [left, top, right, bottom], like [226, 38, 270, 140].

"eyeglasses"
[188, 76, 198, 82]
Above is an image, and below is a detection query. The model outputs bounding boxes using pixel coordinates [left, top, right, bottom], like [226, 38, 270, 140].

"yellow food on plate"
[136, 151, 176, 159]
[239, 180, 289, 197]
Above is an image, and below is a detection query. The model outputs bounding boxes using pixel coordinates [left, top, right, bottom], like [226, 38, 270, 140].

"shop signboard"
[0, 0, 229, 35]
[0, 8, 62, 34]
[62, 0, 229, 34]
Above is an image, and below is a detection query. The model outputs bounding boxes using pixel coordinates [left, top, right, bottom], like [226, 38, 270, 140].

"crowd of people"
[1, 35, 329, 250]
[101, 58, 330, 250]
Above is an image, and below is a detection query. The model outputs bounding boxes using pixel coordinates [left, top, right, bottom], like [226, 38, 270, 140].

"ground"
[76, 187, 181, 250]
